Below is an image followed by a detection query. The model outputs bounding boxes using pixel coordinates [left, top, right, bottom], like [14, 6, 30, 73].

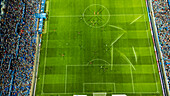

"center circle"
[83, 4, 110, 28]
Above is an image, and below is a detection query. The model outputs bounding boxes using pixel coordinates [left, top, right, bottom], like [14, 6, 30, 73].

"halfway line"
[50, 14, 143, 18]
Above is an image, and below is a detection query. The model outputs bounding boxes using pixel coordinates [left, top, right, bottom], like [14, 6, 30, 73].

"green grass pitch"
[35, 0, 163, 96]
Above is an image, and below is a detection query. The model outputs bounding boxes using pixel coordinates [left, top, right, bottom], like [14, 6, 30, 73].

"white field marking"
[132, 47, 137, 63]
[42, 1, 50, 34]
[42, 20, 49, 94]
[130, 64, 135, 93]
[50, 15, 83, 17]
[42, 0, 51, 94]
[148, 13, 159, 93]
[46, 0, 50, 12]
[67, 64, 154, 66]
[109, 25, 127, 33]
[66, 64, 132, 67]
[47, 30, 148, 33]
[83, 83, 115, 93]
[84, 83, 115, 84]
[49, 14, 144, 18]
[42, 20, 48, 34]
[140, 0, 158, 92]
[82, 4, 111, 28]
[116, 49, 136, 70]
[42, 91, 160, 94]
[130, 15, 143, 25]
[111, 46, 114, 70]
[65, 65, 67, 93]
[110, 33, 124, 46]
[152, 64, 159, 92]
[93, 92, 107, 94]
[114, 83, 116, 92]
[64, 9, 73, 93]
[73, 95, 87, 96]
[42, 28, 49, 93]
[42, 1, 157, 94]
[93, 92, 107, 95]
[83, 84, 85, 93]
[86, 58, 111, 65]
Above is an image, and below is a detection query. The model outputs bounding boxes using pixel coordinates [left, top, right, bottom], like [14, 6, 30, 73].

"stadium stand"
[151, 0, 170, 91]
[0, 0, 169, 95]
[146, 0, 170, 95]
[0, 0, 42, 95]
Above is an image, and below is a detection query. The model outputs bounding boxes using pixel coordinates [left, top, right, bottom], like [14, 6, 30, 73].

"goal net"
[93, 93, 107, 96]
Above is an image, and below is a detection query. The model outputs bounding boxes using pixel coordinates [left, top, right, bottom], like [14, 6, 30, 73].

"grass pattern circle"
[83, 4, 110, 28]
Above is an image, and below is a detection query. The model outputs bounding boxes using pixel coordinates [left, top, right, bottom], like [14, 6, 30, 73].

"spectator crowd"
[0, 0, 169, 95]
[0, 0, 40, 95]
[0, 0, 6, 20]
[152, 0, 170, 89]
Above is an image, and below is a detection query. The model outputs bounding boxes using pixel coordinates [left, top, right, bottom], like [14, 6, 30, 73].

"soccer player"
[90, 62, 93, 64]
[61, 53, 65, 57]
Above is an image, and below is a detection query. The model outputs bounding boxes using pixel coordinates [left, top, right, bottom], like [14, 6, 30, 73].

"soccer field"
[35, 0, 163, 96]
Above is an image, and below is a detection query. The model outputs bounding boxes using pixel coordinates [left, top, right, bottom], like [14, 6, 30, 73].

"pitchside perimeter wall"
[31, 0, 47, 96]
[146, 0, 170, 96]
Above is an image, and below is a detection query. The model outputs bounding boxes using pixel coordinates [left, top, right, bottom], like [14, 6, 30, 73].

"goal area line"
[83, 83, 116, 93]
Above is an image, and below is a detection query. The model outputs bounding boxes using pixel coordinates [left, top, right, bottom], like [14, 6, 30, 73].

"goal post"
[112, 95, 127, 96]
[93, 92, 107, 96]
